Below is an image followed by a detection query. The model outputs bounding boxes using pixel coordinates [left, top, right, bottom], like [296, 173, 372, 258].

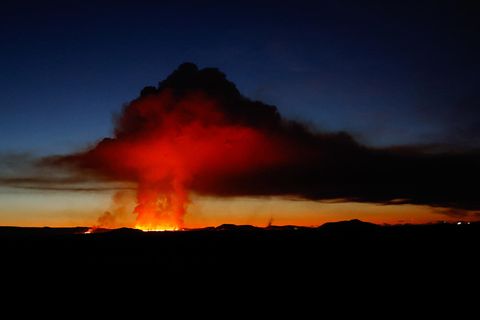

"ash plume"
[45, 63, 480, 229]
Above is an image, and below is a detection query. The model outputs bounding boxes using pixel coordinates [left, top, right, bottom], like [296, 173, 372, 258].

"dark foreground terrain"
[1, 220, 479, 278]
[2, 219, 480, 310]
[0, 220, 476, 312]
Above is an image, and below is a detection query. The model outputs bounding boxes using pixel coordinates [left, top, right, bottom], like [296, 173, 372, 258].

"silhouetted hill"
[0, 226, 88, 237]
[319, 219, 381, 233]
[215, 224, 260, 231]
[98, 227, 144, 236]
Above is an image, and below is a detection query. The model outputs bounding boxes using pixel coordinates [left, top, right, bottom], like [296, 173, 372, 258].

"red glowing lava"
[71, 89, 288, 230]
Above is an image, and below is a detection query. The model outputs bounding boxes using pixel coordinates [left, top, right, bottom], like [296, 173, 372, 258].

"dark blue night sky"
[1, 0, 479, 155]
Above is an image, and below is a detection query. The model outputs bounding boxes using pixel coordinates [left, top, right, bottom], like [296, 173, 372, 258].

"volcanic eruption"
[47, 63, 480, 231]
[55, 63, 294, 231]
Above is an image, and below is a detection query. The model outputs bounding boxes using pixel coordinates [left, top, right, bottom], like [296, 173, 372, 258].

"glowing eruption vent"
[135, 225, 180, 232]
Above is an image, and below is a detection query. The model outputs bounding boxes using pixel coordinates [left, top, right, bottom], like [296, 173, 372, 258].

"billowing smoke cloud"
[46, 63, 480, 229]
[94, 191, 134, 228]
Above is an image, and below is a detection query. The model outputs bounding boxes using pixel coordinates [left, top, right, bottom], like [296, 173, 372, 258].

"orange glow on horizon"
[135, 223, 180, 232]
[1, 189, 479, 228]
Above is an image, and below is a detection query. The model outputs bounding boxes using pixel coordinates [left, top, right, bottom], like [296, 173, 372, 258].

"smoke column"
[63, 64, 289, 230]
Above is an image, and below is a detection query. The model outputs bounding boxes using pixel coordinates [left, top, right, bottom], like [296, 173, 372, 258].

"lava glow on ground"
[135, 224, 180, 232]
[84, 224, 181, 234]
